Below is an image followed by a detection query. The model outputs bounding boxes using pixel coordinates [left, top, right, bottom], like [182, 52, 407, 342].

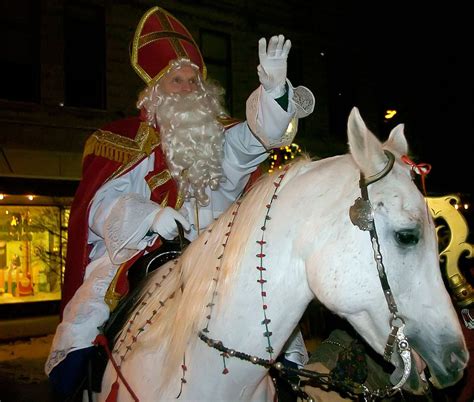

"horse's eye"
[395, 230, 419, 246]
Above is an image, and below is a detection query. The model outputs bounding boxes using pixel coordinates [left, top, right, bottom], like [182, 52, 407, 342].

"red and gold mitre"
[131, 6, 207, 85]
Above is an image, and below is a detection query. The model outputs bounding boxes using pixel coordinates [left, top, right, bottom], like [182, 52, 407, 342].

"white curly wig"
[137, 58, 228, 206]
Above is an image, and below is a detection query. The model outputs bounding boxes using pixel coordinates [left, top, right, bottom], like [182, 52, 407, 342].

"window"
[0, 202, 69, 304]
[0, 0, 40, 102]
[64, 4, 106, 109]
[200, 30, 232, 113]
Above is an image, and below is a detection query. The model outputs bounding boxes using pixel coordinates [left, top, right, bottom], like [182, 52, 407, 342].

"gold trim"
[82, 122, 160, 183]
[83, 123, 159, 162]
[131, 6, 207, 85]
[217, 115, 242, 128]
[108, 124, 160, 181]
[138, 31, 196, 49]
[146, 64, 177, 89]
[84, 131, 134, 164]
[154, 10, 187, 59]
[131, 7, 156, 84]
[160, 192, 169, 207]
[104, 263, 129, 312]
[175, 191, 184, 209]
[147, 170, 172, 191]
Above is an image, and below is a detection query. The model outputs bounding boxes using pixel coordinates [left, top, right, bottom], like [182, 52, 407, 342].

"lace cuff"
[246, 79, 315, 149]
[104, 193, 160, 264]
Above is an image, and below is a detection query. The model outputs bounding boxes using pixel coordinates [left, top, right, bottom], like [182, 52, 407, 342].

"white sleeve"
[218, 122, 266, 202]
[88, 156, 160, 264]
[246, 80, 315, 149]
[245, 82, 295, 149]
[227, 82, 301, 163]
[211, 87, 299, 209]
[283, 327, 309, 368]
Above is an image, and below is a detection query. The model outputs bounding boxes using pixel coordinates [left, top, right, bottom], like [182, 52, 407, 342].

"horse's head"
[310, 107, 468, 394]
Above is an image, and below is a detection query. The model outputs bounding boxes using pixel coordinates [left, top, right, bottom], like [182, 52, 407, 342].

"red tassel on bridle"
[93, 334, 140, 402]
[401, 155, 432, 195]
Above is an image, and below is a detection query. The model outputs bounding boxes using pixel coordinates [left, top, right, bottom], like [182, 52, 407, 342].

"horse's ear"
[347, 107, 388, 177]
[384, 123, 408, 155]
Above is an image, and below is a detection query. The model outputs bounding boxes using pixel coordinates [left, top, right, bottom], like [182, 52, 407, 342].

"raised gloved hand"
[257, 34, 291, 98]
[151, 207, 190, 240]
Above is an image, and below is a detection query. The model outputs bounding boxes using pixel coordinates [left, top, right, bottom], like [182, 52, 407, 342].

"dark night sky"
[314, 3, 473, 195]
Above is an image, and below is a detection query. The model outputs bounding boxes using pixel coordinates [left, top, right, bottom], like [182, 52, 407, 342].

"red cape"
[60, 116, 179, 315]
[60, 115, 256, 317]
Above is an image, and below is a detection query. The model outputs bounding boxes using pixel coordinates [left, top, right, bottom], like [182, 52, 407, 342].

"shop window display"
[0, 203, 69, 304]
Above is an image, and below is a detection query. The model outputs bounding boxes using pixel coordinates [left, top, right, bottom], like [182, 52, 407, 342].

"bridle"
[200, 151, 421, 401]
[349, 150, 414, 391]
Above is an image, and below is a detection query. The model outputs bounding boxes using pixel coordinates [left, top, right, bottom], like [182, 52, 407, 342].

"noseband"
[349, 150, 414, 392]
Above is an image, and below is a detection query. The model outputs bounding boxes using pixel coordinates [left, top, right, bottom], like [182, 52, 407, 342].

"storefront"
[0, 194, 71, 307]
[0, 176, 78, 338]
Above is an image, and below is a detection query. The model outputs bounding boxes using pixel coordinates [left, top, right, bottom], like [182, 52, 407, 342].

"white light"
[27, 195, 34, 201]
[0, 194, 4, 200]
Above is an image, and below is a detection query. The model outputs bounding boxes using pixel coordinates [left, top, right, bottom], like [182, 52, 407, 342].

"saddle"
[88, 223, 190, 393]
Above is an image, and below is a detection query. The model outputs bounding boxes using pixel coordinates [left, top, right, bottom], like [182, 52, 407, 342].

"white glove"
[257, 34, 291, 98]
[151, 207, 190, 240]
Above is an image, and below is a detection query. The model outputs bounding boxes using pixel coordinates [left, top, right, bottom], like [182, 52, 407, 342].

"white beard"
[138, 82, 227, 206]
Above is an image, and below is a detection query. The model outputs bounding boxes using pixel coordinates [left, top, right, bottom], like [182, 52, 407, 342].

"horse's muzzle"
[395, 342, 469, 394]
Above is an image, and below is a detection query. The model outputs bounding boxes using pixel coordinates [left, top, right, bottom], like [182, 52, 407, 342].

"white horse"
[98, 107, 468, 401]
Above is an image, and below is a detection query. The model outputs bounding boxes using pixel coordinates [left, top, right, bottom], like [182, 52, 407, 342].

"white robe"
[45, 84, 308, 375]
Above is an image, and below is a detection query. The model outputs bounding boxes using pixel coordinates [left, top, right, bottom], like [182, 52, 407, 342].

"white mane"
[115, 157, 312, 382]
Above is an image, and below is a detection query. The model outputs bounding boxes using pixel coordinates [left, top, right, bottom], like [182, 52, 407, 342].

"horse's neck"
[206, 248, 312, 359]
[168, 156, 356, 373]
[200, 158, 356, 359]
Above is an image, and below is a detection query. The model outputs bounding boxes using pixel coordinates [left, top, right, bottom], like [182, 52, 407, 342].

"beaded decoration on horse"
[199, 165, 291, 373]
